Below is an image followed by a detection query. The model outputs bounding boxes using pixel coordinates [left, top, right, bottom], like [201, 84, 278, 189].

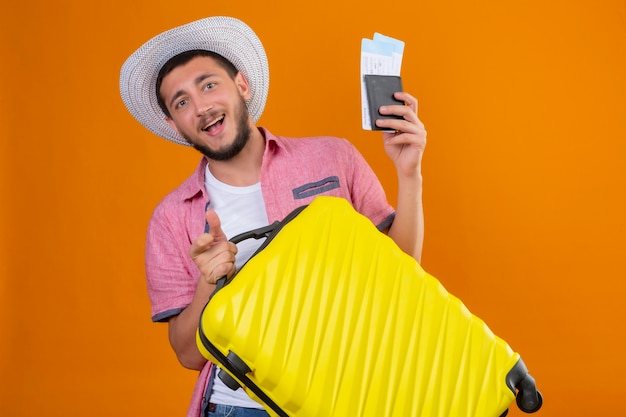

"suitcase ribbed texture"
[198, 197, 519, 416]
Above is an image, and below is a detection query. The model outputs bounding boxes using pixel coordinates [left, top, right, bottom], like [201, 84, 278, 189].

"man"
[120, 16, 426, 417]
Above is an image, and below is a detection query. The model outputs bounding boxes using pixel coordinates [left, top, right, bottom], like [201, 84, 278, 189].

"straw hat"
[120, 16, 269, 145]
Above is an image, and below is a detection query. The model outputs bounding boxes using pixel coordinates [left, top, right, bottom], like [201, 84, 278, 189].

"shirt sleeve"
[145, 201, 199, 322]
[342, 139, 396, 229]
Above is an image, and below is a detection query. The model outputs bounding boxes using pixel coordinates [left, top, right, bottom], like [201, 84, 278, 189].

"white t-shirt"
[204, 165, 268, 408]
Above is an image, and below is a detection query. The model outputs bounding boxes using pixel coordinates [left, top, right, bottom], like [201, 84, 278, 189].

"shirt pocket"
[292, 176, 340, 199]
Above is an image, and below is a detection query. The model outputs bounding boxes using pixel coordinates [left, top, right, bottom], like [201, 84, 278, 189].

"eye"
[175, 98, 188, 109]
[203, 82, 216, 91]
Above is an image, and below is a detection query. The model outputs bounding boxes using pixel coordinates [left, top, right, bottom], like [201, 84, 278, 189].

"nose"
[195, 98, 213, 117]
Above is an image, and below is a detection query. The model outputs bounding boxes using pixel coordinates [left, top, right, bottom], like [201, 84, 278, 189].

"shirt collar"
[177, 127, 281, 202]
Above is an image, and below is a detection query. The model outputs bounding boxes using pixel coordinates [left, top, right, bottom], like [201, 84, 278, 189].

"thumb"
[206, 209, 227, 242]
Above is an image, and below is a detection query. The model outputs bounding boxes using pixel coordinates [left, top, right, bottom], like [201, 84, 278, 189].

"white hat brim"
[120, 16, 269, 146]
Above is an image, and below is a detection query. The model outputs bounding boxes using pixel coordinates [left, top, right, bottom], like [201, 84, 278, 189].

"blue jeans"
[206, 404, 270, 417]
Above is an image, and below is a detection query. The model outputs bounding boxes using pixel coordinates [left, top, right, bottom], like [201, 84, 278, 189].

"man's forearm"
[167, 280, 215, 370]
[388, 172, 424, 263]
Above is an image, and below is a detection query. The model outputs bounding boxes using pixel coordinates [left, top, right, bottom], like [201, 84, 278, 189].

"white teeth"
[204, 116, 225, 131]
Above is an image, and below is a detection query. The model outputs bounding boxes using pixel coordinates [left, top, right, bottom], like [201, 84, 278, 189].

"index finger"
[393, 91, 418, 114]
[205, 209, 227, 242]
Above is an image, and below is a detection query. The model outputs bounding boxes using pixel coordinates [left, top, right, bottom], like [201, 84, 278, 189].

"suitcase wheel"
[517, 388, 543, 413]
[506, 358, 543, 413]
[218, 369, 242, 391]
[227, 350, 252, 375]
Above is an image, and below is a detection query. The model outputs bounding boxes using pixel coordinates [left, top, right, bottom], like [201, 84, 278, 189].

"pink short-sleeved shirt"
[145, 127, 395, 416]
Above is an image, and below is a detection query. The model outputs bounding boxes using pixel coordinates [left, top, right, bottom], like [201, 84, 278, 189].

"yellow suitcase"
[197, 196, 542, 416]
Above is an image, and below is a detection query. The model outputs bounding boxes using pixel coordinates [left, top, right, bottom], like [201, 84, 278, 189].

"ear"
[235, 72, 251, 101]
[165, 117, 181, 135]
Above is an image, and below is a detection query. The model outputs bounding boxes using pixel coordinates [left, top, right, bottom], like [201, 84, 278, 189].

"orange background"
[1, 1, 625, 416]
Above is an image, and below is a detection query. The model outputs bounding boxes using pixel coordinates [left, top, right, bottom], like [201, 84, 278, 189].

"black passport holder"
[364, 74, 404, 130]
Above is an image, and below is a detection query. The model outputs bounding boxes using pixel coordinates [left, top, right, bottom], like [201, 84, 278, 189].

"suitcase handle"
[230, 222, 281, 245]
[215, 221, 281, 291]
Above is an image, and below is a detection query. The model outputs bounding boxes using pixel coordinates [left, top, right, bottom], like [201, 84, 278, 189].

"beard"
[183, 96, 252, 161]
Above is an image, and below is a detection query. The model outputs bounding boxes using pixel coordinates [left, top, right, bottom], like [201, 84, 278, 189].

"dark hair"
[155, 50, 239, 117]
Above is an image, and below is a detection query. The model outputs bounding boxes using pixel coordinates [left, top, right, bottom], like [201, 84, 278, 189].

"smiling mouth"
[202, 115, 225, 133]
